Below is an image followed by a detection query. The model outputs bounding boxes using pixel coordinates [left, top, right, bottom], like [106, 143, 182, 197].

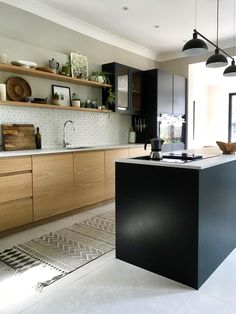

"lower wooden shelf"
[0, 100, 113, 113]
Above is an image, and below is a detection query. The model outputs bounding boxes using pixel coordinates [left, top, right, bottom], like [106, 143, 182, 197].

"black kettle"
[144, 138, 165, 160]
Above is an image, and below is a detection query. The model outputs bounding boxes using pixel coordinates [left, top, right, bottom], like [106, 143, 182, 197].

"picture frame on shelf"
[70, 52, 88, 79]
[52, 85, 71, 106]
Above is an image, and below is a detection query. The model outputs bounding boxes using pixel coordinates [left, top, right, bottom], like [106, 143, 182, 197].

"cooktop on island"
[133, 152, 203, 164]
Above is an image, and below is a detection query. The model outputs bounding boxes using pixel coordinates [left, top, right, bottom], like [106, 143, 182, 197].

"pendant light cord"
[216, 0, 219, 46]
[233, 0, 235, 56]
[194, 0, 197, 29]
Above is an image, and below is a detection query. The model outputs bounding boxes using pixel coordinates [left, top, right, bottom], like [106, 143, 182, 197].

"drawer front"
[0, 173, 32, 203]
[0, 198, 33, 232]
[0, 156, 32, 174]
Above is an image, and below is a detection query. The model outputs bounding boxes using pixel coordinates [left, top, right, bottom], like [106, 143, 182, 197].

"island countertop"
[116, 147, 236, 170]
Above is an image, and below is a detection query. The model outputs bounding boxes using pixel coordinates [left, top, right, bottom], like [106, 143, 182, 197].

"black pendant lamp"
[206, 0, 228, 68]
[182, 29, 208, 56]
[206, 48, 228, 68]
[223, 60, 236, 76]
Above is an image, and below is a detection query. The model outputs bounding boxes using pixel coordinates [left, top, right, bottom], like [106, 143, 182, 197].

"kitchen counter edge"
[0, 144, 143, 158]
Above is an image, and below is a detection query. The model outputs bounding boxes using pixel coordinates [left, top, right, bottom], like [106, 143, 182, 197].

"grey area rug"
[0, 210, 115, 290]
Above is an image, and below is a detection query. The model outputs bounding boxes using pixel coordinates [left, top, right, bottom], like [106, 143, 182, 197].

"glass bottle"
[35, 127, 42, 149]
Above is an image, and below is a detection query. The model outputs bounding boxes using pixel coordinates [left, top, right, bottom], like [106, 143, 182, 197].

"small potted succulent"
[52, 92, 64, 105]
[72, 92, 81, 107]
[52, 92, 60, 105]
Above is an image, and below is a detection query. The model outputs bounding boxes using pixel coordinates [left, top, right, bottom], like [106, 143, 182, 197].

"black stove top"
[133, 153, 203, 163]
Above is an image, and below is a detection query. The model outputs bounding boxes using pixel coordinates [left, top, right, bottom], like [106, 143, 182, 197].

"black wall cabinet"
[102, 62, 142, 114]
[134, 69, 187, 151]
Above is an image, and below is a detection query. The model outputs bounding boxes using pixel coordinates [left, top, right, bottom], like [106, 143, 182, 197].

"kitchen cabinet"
[32, 153, 74, 220]
[102, 62, 142, 114]
[104, 148, 129, 199]
[0, 156, 33, 232]
[74, 150, 105, 208]
[158, 71, 186, 115]
[143, 69, 186, 115]
[0, 63, 112, 113]
[157, 70, 173, 114]
[128, 146, 150, 157]
[0, 146, 141, 233]
[136, 69, 186, 151]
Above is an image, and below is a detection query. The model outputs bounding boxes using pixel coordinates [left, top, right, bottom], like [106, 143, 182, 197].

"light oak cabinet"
[0, 156, 33, 232]
[0, 199, 33, 232]
[32, 153, 74, 220]
[74, 151, 105, 208]
[128, 146, 150, 157]
[0, 146, 143, 233]
[104, 148, 129, 199]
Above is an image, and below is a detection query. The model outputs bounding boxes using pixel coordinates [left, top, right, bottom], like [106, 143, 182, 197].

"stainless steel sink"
[65, 145, 93, 150]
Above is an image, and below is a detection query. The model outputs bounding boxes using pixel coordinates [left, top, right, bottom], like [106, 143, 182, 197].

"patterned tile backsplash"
[0, 106, 131, 148]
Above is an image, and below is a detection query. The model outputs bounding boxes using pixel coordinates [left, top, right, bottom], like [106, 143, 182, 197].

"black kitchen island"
[115, 151, 236, 289]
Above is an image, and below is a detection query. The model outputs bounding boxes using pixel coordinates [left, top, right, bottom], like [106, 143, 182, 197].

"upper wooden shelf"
[0, 63, 112, 89]
[0, 100, 113, 113]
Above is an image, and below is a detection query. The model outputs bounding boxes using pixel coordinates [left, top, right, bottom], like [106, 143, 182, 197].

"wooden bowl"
[216, 141, 236, 154]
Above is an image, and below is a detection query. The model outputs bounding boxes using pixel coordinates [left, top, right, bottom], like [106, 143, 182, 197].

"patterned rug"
[0, 210, 115, 290]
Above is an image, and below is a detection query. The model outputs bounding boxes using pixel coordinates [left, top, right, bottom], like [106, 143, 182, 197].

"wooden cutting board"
[1, 124, 36, 151]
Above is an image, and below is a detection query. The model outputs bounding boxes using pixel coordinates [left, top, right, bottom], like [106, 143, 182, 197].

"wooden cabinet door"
[157, 70, 173, 114]
[33, 153, 74, 220]
[104, 148, 129, 200]
[0, 173, 32, 203]
[74, 151, 104, 209]
[0, 199, 33, 232]
[128, 146, 150, 157]
[173, 74, 186, 115]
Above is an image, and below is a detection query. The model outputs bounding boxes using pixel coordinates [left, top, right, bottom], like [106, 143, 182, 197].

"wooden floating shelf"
[0, 101, 113, 113]
[0, 63, 112, 89]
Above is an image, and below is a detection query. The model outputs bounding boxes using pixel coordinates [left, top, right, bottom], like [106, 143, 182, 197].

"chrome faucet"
[63, 120, 75, 147]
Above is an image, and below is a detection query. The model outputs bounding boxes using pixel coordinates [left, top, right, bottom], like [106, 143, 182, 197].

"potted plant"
[72, 92, 81, 107]
[52, 92, 60, 105]
[52, 92, 64, 105]
[89, 71, 110, 84]
[105, 88, 115, 110]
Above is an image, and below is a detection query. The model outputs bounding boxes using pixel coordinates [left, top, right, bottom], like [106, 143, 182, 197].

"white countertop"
[116, 147, 236, 170]
[0, 144, 142, 158]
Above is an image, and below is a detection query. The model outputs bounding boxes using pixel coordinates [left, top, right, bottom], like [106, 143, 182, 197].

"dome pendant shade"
[206, 49, 228, 68]
[182, 32, 208, 56]
[223, 60, 236, 76]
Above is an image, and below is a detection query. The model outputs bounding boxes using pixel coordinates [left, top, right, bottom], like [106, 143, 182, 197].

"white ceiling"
[1, 0, 235, 61]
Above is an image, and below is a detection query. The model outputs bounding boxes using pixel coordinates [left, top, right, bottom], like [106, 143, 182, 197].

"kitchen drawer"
[0, 173, 32, 203]
[0, 156, 32, 174]
[0, 198, 33, 232]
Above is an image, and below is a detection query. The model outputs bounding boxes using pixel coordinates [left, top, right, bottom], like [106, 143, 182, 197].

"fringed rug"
[0, 210, 115, 290]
